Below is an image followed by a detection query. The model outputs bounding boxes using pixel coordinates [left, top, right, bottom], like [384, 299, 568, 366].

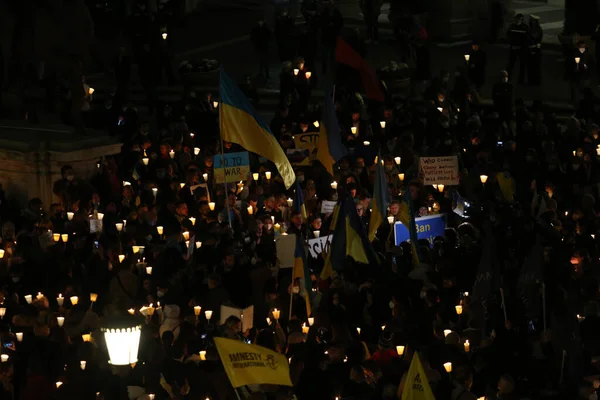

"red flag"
[335, 37, 384, 102]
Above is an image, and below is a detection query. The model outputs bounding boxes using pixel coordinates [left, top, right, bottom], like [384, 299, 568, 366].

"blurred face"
[265, 197, 275, 209]
[389, 203, 399, 216]
[225, 255, 235, 268]
[351, 113, 360, 122]
[472, 44, 480, 51]
[176, 203, 188, 217]
[312, 218, 322, 229]
[300, 123, 309, 132]
[356, 206, 364, 216]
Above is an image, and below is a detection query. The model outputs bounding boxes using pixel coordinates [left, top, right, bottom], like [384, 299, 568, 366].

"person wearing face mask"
[506, 13, 529, 85]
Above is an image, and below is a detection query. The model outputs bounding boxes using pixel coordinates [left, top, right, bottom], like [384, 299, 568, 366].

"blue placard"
[394, 214, 447, 247]
[213, 152, 250, 169]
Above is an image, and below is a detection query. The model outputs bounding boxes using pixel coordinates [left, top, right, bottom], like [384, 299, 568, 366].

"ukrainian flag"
[219, 68, 295, 189]
[397, 189, 420, 267]
[368, 152, 390, 242]
[293, 180, 307, 220]
[316, 86, 348, 176]
[320, 197, 378, 280]
[293, 234, 312, 316]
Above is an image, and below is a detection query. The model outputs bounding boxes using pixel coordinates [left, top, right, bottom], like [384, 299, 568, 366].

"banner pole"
[217, 83, 232, 229]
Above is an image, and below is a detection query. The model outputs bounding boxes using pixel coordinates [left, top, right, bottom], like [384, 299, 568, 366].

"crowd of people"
[2, 1, 600, 400]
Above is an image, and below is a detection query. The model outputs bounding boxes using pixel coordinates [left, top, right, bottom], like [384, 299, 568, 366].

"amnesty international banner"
[401, 353, 435, 400]
[214, 337, 293, 388]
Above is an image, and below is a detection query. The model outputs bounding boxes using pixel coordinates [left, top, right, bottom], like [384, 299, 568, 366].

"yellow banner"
[214, 337, 292, 388]
[401, 353, 436, 400]
[291, 132, 320, 166]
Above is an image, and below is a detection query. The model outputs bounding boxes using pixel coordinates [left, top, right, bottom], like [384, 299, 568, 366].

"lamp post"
[101, 316, 144, 366]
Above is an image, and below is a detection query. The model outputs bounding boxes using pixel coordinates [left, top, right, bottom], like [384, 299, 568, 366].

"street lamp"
[101, 316, 143, 366]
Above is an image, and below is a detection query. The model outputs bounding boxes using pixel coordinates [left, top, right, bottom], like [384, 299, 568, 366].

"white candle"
[189, 217, 196, 226]
[57, 294, 64, 306]
[351, 127, 357, 135]
[205, 310, 213, 320]
[363, 141, 370, 146]
[394, 157, 401, 165]
[287, 198, 293, 207]
[398, 173, 405, 181]
[357, 327, 361, 335]
[25, 294, 32, 304]
[252, 173, 259, 181]
[67, 212, 74, 221]
[203, 173, 208, 181]
[194, 306, 201, 316]
[115, 223, 123, 232]
[313, 230, 320, 238]
[480, 175, 488, 184]
[146, 266, 152, 275]
[0, 354, 8, 363]
[302, 323, 309, 334]
[443, 329, 452, 337]
[128, 308, 135, 315]
[70, 296, 79, 306]
[169, 150, 175, 159]
[53, 233, 60, 242]
[156, 226, 164, 235]
[272, 308, 280, 320]
[247, 206, 253, 215]
[213, 101, 219, 108]
[464, 54, 470, 62]
[56, 381, 63, 389]
[265, 171, 272, 180]
[183, 231, 190, 241]
[57, 316, 65, 327]
[464, 340, 470, 352]
[195, 241, 202, 249]
[313, 121, 319, 128]
[438, 184, 445, 193]
[396, 345, 405, 356]
[88, 87, 95, 95]
[80, 360, 87, 370]
[132, 246, 140, 254]
[142, 157, 149, 165]
[455, 305, 463, 315]
[387, 216, 394, 224]
[330, 181, 338, 190]
[200, 350, 207, 360]
[15, 332, 23, 342]
[90, 293, 98, 302]
[380, 121, 386, 128]
[162, 32, 167, 40]
[118, 254, 125, 263]
[97, 213, 104, 220]
[194, 147, 201, 156]
[308, 317, 314, 326]
[61, 234, 69, 242]
[293, 68, 299, 76]
[443, 362, 452, 373]
[152, 188, 158, 197]
[305, 71, 312, 79]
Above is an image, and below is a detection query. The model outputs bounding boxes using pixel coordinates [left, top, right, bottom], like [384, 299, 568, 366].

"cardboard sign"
[220, 305, 254, 331]
[289, 132, 320, 166]
[394, 214, 446, 247]
[90, 218, 103, 234]
[214, 152, 251, 183]
[320, 200, 336, 214]
[275, 234, 296, 268]
[307, 235, 333, 258]
[419, 156, 459, 185]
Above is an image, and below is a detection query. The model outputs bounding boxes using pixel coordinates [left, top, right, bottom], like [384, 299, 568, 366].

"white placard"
[419, 156, 459, 185]
[307, 235, 333, 258]
[220, 305, 254, 331]
[275, 233, 296, 268]
[320, 200, 337, 214]
[90, 218, 103, 234]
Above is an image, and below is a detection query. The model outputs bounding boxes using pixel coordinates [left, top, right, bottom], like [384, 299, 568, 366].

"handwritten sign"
[289, 132, 320, 166]
[419, 156, 459, 185]
[214, 152, 250, 183]
[308, 235, 333, 258]
[275, 234, 296, 268]
[320, 200, 336, 214]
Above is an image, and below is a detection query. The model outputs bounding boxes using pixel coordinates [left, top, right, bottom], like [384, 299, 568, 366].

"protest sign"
[320, 200, 336, 214]
[90, 218, 103, 234]
[288, 132, 320, 166]
[419, 156, 459, 185]
[214, 152, 250, 183]
[275, 234, 296, 268]
[215, 337, 292, 388]
[394, 214, 446, 246]
[307, 235, 333, 258]
[220, 305, 254, 331]
[189, 183, 210, 202]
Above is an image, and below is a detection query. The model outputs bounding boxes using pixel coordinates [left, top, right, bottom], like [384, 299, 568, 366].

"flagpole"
[217, 76, 233, 229]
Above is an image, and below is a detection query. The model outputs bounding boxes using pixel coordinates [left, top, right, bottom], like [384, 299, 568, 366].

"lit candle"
[146, 266, 152, 275]
[80, 360, 87, 370]
[438, 184, 445, 193]
[183, 231, 190, 241]
[142, 157, 149, 165]
[0, 249, 4, 258]
[213, 101, 219, 108]
[189, 217, 196, 226]
[330, 181, 338, 190]
[464, 54, 470, 62]
[82, 334, 91, 342]
[152, 188, 158, 197]
[123, 181, 131, 187]
[443, 362, 452, 373]
[302, 323, 309, 334]
[169, 150, 175, 159]
[396, 345, 405, 356]
[271, 216, 275, 224]
[464, 340, 470, 352]
[2, 355, 11, 363]
[194, 306, 201, 316]
[305, 71, 312, 79]
[313, 230, 320, 238]
[308, 317, 314, 326]
[179, 182, 185, 189]
[115, 223, 123, 232]
[380, 121, 386, 129]
[443, 329, 452, 337]
[208, 202, 215, 211]
[398, 173, 405, 181]
[118, 254, 125, 263]
[266, 317, 271, 325]
[351, 127, 357, 135]
[97, 213, 104, 220]
[156, 226, 164, 235]
[162, 32, 167, 40]
[247, 205, 253, 215]
[194, 147, 201, 156]
[0, 308, 5, 318]
[195, 241, 202, 249]
[132, 246, 140, 254]
[70, 296, 79, 306]
[67, 212, 74, 221]
[381, 325, 386, 331]
[455, 305, 463, 315]
[394, 157, 401, 165]
[56, 381, 63, 389]
[128, 308, 135, 315]
[480, 175, 488, 184]
[287, 198, 293, 207]
[205, 310, 213, 320]
[274, 223, 281, 233]
[25, 294, 32, 304]
[293, 68, 299, 76]
[357, 327, 361, 335]
[364, 141, 370, 146]
[88, 87, 95, 95]
[90, 293, 98, 303]
[575, 57, 581, 64]
[313, 121, 319, 128]
[463, 292, 469, 297]
[57, 316, 65, 327]
[437, 107, 443, 113]
[203, 173, 208, 181]
[57, 294, 64, 306]
[61, 234, 69, 242]
[272, 308, 280, 320]
[265, 171, 272, 180]
[200, 350, 207, 360]
[387, 216, 394, 224]
[15, 332, 23, 342]
[36, 292, 43, 300]
[252, 173, 259, 181]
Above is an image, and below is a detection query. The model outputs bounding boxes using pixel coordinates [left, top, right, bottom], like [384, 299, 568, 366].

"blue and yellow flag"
[401, 352, 435, 400]
[293, 181, 307, 220]
[321, 197, 378, 280]
[398, 190, 420, 267]
[368, 153, 390, 242]
[316, 87, 348, 176]
[293, 234, 312, 316]
[214, 337, 292, 388]
[219, 68, 295, 188]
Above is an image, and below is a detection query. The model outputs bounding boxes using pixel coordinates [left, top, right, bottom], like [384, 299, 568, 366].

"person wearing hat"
[527, 15, 543, 86]
[466, 40, 487, 89]
[506, 13, 529, 85]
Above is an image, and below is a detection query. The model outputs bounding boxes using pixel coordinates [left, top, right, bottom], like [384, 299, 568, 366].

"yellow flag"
[496, 173, 515, 203]
[402, 353, 436, 400]
[214, 337, 293, 388]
